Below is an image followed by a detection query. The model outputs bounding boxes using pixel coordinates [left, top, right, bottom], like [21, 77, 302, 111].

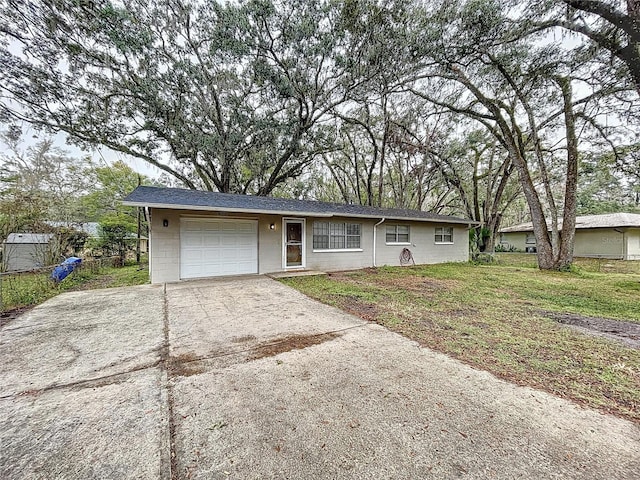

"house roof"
[123, 186, 475, 225]
[5, 233, 54, 244]
[45, 221, 100, 237]
[500, 213, 640, 233]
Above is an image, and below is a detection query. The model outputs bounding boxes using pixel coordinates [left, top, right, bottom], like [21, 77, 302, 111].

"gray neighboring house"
[46, 221, 100, 238]
[499, 213, 640, 260]
[2, 233, 55, 272]
[123, 186, 475, 284]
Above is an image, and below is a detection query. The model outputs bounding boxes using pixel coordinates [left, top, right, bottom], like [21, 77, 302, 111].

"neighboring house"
[46, 221, 100, 238]
[499, 213, 640, 260]
[2, 233, 55, 272]
[123, 186, 475, 284]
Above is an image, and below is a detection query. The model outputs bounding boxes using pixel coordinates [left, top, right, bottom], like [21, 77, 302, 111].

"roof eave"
[123, 200, 474, 225]
[500, 224, 638, 233]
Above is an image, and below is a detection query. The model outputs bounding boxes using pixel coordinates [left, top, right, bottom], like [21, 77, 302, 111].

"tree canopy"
[1, 0, 638, 269]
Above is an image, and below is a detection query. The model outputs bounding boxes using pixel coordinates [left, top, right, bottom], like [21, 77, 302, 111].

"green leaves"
[0, 0, 361, 195]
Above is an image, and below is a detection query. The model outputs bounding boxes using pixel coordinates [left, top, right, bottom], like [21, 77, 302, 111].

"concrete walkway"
[1, 277, 639, 479]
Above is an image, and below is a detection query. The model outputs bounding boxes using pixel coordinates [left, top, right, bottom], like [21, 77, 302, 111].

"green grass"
[281, 259, 640, 423]
[1, 262, 149, 314]
[495, 252, 640, 274]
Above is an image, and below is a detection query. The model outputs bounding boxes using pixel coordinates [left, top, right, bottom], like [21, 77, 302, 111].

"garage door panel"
[183, 219, 205, 231]
[180, 218, 258, 279]
[182, 234, 203, 247]
[220, 236, 238, 246]
[222, 223, 238, 232]
[236, 223, 254, 232]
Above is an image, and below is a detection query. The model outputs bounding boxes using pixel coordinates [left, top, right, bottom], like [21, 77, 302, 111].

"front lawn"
[281, 261, 640, 423]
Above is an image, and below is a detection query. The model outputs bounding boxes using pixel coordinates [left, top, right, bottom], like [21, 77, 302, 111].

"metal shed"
[2, 233, 55, 272]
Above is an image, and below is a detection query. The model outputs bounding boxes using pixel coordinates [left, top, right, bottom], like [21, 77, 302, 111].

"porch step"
[267, 270, 327, 279]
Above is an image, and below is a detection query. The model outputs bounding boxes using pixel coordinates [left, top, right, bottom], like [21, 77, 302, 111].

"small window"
[386, 225, 410, 243]
[435, 227, 453, 243]
[525, 233, 536, 244]
[313, 221, 361, 250]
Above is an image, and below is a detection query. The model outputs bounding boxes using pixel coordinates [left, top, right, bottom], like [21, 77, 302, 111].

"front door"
[284, 219, 305, 268]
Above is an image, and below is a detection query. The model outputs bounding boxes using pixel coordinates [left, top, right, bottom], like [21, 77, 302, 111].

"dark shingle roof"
[123, 186, 474, 225]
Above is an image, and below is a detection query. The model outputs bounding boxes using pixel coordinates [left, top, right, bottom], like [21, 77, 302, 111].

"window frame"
[312, 221, 362, 252]
[434, 226, 454, 244]
[385, 224, 411, 245]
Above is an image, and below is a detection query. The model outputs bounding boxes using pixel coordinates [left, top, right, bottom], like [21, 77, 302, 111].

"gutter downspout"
[146, 207, 152, 282]
[373, 218, 385, 267]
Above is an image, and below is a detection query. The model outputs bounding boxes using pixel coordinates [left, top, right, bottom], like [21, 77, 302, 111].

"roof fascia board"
[122, 201, 333, 218]
[123, 200, 474, 224]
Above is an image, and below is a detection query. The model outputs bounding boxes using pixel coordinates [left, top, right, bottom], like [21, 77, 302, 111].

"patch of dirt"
[330, 270, 456, 297]
[249, 332, 339, 361]
[545, 312, 640, 350]
[68, 275, 115, 291]
[169, 352, 207, 377]
[373, 275, 452, 295]
[339, 297, 380, 321]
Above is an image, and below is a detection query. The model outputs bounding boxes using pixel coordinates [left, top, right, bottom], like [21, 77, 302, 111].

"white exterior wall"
[375, 222, 469, 266]
[149, 209, 182, 283]
[148, 208, 470, 283]
[304, 217, 376, 272]
[149, 208, 283, 283]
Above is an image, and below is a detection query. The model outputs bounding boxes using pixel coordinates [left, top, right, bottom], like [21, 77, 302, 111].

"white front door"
[180, 218, 258, 279]
[283, 219, 305, 269]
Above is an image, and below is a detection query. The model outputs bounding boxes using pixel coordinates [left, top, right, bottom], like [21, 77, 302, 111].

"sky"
[0, 124, 162, 180]
[1, 37, 162, 180]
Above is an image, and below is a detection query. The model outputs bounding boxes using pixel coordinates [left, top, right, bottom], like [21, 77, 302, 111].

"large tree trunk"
[486, 159, 514, 252]
[556, 76, 580, 268]
[514, 163, 556, 269]
[447, 66, 573, 269]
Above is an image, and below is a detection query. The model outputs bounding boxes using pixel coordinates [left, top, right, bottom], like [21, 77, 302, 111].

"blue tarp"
[51, 257, 82, 282]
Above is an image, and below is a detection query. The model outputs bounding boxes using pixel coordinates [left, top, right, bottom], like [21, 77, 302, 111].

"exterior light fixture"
[269, 223, 276, 230]
[163, 219, 169, 227]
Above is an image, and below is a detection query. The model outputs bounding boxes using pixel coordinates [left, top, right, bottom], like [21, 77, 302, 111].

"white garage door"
[180, 218, 258, 279]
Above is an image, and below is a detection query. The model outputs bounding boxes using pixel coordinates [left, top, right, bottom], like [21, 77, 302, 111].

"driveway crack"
[161, 284, 179, 480]
[0, 360, 162, 399]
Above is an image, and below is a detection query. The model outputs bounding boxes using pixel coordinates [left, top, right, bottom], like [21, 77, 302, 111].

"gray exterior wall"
[148, 208, 470, 284]
[2, 243, 51, 271]
[574, 229, 625, 258]
[500, 228, 640, 260]
[499, 232, 534, 252]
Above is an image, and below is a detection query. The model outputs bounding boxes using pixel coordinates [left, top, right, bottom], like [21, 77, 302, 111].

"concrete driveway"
[1, 276, 639, 479]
